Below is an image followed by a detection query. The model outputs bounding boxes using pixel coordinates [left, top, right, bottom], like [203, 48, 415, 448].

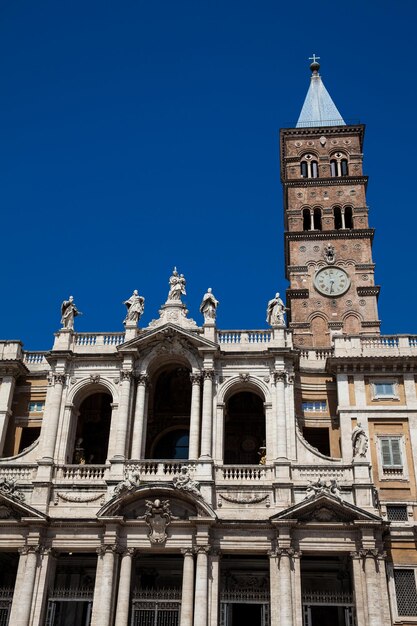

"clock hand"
[329, 280, 334, 293]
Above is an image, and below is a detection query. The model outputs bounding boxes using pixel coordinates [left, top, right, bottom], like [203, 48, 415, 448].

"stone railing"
[23, 351, 48, 364]
[54, 465, 108, 482]
[74, 333, 125, 350]
[333, 335, 417, 358]
[126, 461, 195, 479]
[218, 330, 272, 345]
[215, 465, 273, 482]
[299, 348, 334, 370]
[0, 464, 37, 481]
[292, 465, 353, 484]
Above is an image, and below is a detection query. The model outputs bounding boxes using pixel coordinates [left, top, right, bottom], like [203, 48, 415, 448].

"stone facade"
[0, 68, 416, 626]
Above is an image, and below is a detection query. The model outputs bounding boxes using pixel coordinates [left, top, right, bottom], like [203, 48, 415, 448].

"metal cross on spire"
[309, 54, 320, 64]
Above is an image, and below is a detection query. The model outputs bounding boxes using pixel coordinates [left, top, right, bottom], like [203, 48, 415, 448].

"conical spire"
[296, 56, 345, 128]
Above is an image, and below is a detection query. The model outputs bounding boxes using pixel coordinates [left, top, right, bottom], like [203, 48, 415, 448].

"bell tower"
[280, 58, 380, 348]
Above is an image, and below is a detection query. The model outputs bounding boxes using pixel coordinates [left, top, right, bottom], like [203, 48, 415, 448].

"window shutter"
[381, 439, 392, 466]
[391, 439, 403, 466]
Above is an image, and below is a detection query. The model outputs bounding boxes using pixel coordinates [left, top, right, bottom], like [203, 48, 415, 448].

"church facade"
[0, 61, 416, 626]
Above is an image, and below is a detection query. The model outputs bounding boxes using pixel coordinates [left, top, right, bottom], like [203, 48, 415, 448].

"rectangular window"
[394, 569, 417, 616]
[386, 505, 408, 522]
[302, 401, 327, 412]
[380, 437, 403, 468]
[28, 401, 44, 412]
[373, 381, 397, 398]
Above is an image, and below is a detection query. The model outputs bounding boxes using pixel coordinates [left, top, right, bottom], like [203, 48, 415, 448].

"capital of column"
[120, 547, 137, 557]
[120, 370, 133, 382]
[134, 372, 149, 386]
[49, 373, 67, 386]
[97, 543, 119, 556]
[202, 370, 214, 381]
[357, 548, 386, 560]
[19, 545, 40, 556]
[181, 547, 194, 556]
[194, 545, 210, 555]
[273, 371, 286, 384]
[190, 372, 202, 385]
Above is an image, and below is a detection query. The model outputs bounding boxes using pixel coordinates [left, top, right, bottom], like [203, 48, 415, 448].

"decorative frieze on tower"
[280, 60, 380, 347]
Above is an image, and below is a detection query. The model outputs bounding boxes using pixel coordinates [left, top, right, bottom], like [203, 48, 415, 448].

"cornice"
[283, 176, 368, 188]
[285, 229, 374, 241]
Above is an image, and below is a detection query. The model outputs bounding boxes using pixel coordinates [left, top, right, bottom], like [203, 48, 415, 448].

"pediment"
[97, 484, 216, 520]
[118, 323, 217, 354]
[271, 494, 382, 525]
[0, 492, 48, 522]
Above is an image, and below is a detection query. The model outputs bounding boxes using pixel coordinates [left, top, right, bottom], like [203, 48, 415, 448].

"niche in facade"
[224, 391, 266, 465]
[146, 365, 192, 459]
[73, 392, 112, 464]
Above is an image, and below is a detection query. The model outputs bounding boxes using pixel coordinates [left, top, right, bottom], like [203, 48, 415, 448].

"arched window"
[300, 154, 319, 179]
[154, 429, 189, 460]
[303, 208, 311, 231]
[146, 365, 192, 460]
[334, 206, 343, 230]
[313, 207, 322, 231]
[224, 391, 266, 464]
[330, 152, 349, 177]
[72, 392, 112, 464]
[344, 205, 353, 229]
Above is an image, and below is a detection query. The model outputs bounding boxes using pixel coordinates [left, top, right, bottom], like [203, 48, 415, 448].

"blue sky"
[1, 0, 416, 349]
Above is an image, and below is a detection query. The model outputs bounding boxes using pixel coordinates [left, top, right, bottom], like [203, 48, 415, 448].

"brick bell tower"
[280, 57, 380, 348]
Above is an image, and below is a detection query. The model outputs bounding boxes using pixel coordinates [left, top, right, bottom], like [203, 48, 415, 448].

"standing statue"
[266, 293, 286, 326]
[200, 288, 219, 323]
[352, 422, 368, 458]
[61, 296, 82, 330]
[123, 290, 145, 325]
[168, 268, 186, 301]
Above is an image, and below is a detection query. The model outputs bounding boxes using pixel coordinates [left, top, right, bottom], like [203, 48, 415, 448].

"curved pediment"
[97, 484, 216, 520]
[271, 493, 382, 525]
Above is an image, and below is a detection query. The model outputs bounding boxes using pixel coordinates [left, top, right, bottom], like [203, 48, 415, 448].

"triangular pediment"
[0, 492, 48, 522]
[118, 323, 217, 353]
[271, 493, 382, 525]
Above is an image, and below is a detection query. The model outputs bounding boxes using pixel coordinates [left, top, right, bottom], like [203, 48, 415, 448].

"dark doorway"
[310, 605, 344, 626]
[231, 603, 262, 625]
[224, 392, 266, 464]
[73, 393, 112, 464]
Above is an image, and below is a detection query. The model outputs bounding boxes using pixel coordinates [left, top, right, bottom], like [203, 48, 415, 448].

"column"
[41, 374, 66, 461]
[180, 549, 195, 626]
[274, 372, 287, 459]
[114, 370, 132, 459]
[9, 546, 38, 626]
[189, 374, 201, 459]
[194, 547, 209, 626]
[209, 550, 220, 626]
[91, 545, 116, 626]
[0, 374, 16, 455]
[269, 551, 279, 626]
[115, 549, 135, 626]
[277, 549, 294, 626]
[351, 552, 367, 626]
[362, 550, 382, 626]
[131, 374, 148, 459]
[200, 370, 214, 458]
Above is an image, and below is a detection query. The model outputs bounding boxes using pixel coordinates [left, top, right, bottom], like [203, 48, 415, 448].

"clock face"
[314, 266, 350, 297]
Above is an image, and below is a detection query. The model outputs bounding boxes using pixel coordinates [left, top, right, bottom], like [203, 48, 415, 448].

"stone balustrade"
[126, 460, 196, 479]
[0, 464, 37, 482]
[292, 464, 353, 484]
[54, 464, 108, 482]
[333, 334, 417, 358]
[74, 333, 126, 352]
[215, 464, 273, 482]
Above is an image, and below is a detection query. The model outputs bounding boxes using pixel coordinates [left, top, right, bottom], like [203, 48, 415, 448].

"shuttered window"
[380, 437, 403, 467]
[394, 569, 417, 616]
